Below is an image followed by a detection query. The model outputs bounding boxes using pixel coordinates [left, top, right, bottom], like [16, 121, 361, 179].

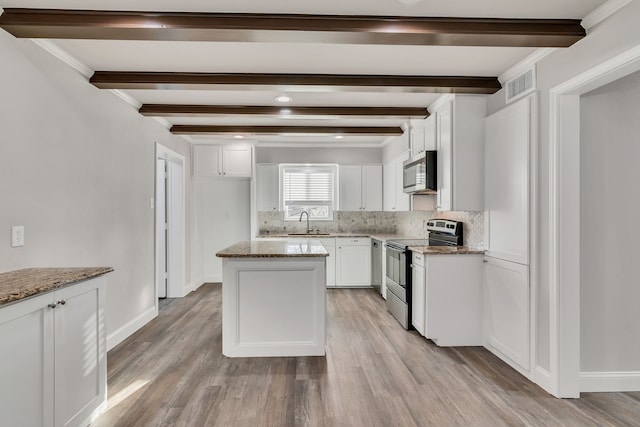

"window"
[280, 164, 338, 220]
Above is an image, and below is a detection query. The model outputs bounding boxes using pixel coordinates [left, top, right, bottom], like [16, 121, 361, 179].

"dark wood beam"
[140, 104, 429, 118]
[0, 8, 586, 48]
[91, 72, 501, 94]
[170, 125, 403, 136]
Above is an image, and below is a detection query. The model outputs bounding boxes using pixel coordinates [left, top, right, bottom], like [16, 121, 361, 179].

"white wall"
[579, 70, 640, 372]
[192, 178, 251, 282]
[0, 33, 192, 343]
[256, 146, 382, 164]
[382, 132, 410, 164]
[486, 1, 640, 372]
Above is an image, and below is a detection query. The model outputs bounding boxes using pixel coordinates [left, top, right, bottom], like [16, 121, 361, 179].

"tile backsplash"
[258, 210, 484, 247]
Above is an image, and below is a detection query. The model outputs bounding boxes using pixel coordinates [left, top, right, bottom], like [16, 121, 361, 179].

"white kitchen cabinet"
[256, 163, 279, 211]
[382, 152, 410, 212]
[336, 237, 371, 287]
[410, 119, 426, 158]
[485, 96, 531, 264]
[421, 254, 484, 346]
[410, 116, 436, 158]
[433, 96, 485, 211]
[0, 276, 106, 427]
[318, 237, 336, 287]
[411, 252, 426, 335]
[193, 145, 252, 178]
[339, 165, 382, 211]
[484, 256, 530, 372]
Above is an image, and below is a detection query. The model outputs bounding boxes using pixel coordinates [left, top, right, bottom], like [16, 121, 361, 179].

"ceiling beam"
[91, 72, 501, 94]
[139, 104, 429, 118]
[170, 125, 403, 136]
[0, 8, 585, 48]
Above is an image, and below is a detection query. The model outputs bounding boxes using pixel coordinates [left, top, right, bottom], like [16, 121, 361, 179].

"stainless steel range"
[384, 219, 463, 329]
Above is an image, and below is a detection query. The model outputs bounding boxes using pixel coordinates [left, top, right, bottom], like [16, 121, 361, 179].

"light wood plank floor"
[92, 284, 640, 427]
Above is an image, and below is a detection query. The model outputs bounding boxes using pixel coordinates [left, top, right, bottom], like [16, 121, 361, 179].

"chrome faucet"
[299, 211, 312, 233]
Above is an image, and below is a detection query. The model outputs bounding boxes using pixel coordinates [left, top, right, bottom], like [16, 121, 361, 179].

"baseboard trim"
[186, 276, 207, 294]
[581, 371, 640, 392]
[535, 366, 555, 396]
[107, 306, 157, 351]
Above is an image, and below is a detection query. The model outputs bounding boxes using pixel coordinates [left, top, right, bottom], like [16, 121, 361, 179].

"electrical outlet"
[11, 226, 24, 247]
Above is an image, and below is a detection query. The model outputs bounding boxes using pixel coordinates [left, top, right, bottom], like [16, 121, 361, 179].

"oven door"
[385, 245, 407, 301]
[385, 244, 410, 329]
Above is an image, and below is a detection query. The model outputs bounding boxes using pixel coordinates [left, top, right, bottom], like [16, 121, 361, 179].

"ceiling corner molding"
[108, 89, 142, 109]
[427, 94, 455, 113]
[30, 39, 93, 78]
[380, 135, 398, 147]
[581, 0, 632, 30]
[151, 116, 172, 130]
[499, 48, 556, 84]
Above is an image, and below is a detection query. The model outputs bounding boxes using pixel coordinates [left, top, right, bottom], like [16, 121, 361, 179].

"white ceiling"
[0, 0, 609, 146]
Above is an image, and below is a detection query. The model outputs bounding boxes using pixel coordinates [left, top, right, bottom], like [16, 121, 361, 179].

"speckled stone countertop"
[408, 246, 485, 255]
[217, 240, 329, 258]
[256, 233, 419, 241]
[0, 267, 114, 306]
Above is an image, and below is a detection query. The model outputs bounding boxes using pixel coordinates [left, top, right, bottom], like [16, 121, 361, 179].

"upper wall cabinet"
[410, 116, 436, 159]
[433, 96, 486, 212]
[193, 145, 252, 178]
[383, 152, 410, 212]
[339, 165, 382, 211]
[256, 164, 279, 212]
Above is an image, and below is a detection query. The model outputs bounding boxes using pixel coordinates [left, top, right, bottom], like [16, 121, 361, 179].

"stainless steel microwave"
[403, 151, 437, 194]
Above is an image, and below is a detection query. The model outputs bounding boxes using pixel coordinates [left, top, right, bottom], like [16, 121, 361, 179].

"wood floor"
[93, 284, 640, 427]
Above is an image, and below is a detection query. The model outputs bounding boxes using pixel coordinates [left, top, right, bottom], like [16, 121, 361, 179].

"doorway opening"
[155, 144, 185, 302]
[549, 45, 640, 397]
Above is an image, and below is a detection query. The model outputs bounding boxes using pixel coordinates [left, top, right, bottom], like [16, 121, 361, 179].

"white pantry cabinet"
[383, 152, 410, 212]
[0, 276, 106, 427]
[485, 96, 531, 264]
[339, 165, 383, 211]
[336, 237, 371, 287]
[483, 256, 530, 372]
[193, 145, 252, 178]
[433, 96, 486, 212]
[256, 163, 279, 211]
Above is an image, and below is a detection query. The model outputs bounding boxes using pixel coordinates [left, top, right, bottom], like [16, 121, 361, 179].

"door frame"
[548, 44, 640, 397]
[155, 143, 186, 307]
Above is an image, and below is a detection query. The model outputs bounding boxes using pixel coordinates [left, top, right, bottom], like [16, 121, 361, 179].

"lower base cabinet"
[318, 238, 336, 287]
[336, 238, 371, 287]
[483, 256, 530, 372]
[412, 254, 483, 346]
[0, 276, 106, 427]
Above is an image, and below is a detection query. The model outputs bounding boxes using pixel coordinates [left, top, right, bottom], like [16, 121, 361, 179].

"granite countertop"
[0, 267, 114, 306]
[408, 246, 485, 255]
[256, 233, 419, 241]
[217, 240, 330, 258]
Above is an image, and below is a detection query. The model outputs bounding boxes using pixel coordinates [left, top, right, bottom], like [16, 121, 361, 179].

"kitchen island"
[216, 240, 328, 358]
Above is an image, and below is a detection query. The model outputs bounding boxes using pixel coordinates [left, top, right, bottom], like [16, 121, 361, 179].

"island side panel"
[222, 257, 326, 357]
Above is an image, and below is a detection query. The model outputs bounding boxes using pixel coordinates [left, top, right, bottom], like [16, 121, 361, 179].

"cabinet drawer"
[412, 252, 424, 267]
[336, 237, 370, 246]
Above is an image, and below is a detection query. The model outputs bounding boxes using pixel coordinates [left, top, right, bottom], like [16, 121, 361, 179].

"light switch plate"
[11, 226, 24, 247]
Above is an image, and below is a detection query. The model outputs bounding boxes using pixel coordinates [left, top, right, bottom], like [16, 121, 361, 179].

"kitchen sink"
[287, 233, 331, 236]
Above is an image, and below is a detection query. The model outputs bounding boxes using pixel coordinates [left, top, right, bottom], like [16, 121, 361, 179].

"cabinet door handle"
[47, 303, 57, 309]
[57, 299, 66, 305]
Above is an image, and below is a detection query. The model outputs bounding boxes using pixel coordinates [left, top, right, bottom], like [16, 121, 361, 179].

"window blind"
[280, 164, 338, 220]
